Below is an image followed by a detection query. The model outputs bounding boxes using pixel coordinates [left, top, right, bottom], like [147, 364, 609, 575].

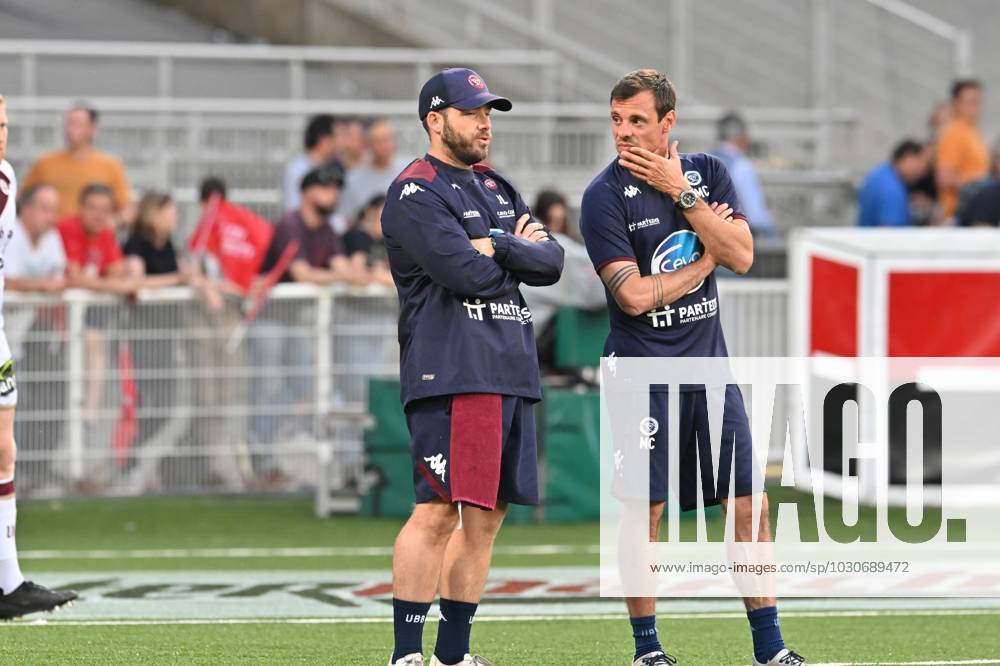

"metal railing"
[5, 279, 789, 499]
[7, 284, 399, 498]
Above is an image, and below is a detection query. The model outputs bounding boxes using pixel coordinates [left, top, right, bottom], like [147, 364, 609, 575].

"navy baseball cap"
[418, 68, 513, 120]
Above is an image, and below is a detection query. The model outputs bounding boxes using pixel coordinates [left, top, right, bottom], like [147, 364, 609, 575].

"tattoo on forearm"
[605, 265, 639, 296]
[653, 273, 664, 309]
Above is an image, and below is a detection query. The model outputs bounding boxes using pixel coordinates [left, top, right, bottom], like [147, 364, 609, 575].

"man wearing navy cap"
[381, 68, 564, 666]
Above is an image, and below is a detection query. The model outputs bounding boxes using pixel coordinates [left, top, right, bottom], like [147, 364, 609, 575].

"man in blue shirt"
[857, 140, 929, 227]
[580, 69, 806, 666]
[381, 68, 564, 666]
[711, 112, 778, 237]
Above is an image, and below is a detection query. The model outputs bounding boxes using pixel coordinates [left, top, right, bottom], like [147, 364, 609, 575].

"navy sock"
[630, 614, 663, 660]
[747, 606, 785, 663]
[392, 598, 431, 662]
[434, 598, 478, 665]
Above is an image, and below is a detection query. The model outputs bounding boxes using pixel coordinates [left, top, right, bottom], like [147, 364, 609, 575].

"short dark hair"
[70, 103, 98, 124]
[610, 69, 676, 120]
[304, 114, 336, 150]
[533, 189, 568, 226]
[951, 79, 981, 100]
[717, 112, 747, 142]
[199, 176, 227, 203]
[17, 183, 55, 209]
[300, 165, 344, 192]
[891, 139, 924, 162]
[79, 182, 115, 205]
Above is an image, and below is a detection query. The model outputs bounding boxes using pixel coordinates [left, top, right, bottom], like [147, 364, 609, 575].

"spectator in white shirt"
[4, 184, 66, 293]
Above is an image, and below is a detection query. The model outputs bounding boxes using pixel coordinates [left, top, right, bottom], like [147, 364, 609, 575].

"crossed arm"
[619, 142, 754, 274]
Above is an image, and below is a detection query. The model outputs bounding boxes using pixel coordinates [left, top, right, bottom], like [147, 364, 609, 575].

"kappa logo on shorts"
[399, 183, 425, 199]
[424, 454, 447, 482]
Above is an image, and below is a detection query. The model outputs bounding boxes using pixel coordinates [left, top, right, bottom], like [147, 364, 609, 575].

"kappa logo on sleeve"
[399, 183, 425, 199]
[624, 185, 641, 198]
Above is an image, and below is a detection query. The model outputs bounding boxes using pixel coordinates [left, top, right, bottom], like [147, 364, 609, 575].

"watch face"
[680, 190, 698, 208]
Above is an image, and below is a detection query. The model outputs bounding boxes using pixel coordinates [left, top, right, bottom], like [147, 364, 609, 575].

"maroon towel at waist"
[450, 393, 503, 510]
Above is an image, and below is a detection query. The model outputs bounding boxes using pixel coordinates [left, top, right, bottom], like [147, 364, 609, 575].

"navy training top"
[381, 154, 565, 407]
[579, 152, 744, 366]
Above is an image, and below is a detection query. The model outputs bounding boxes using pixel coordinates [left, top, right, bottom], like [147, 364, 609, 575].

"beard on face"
[442, 115, 488, 166]
[314, 202, 336, 218]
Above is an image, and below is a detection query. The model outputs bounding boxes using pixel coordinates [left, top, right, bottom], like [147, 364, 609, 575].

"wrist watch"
[675, 188, 700, 210]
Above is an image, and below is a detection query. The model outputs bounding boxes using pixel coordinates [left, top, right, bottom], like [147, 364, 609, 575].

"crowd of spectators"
[4, 104, 425, 489]
[858, 79, 1000, 228]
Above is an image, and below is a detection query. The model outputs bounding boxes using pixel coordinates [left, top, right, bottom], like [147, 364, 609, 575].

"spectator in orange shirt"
[23, 104, 132, 224]
[936, 80, 989, 220]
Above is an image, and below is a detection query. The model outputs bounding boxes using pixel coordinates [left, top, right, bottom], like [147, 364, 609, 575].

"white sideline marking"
[19, 544, 600, 559]
[5, 608, 1000, 627]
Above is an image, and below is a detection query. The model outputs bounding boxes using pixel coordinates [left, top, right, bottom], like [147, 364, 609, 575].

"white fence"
[6, 279, 789, 499]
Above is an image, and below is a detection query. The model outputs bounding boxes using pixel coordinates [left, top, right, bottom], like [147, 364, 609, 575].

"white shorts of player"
[0, 331, 17, 408]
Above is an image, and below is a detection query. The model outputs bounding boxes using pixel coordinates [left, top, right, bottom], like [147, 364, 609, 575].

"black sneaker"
[0, 581, 78, 620]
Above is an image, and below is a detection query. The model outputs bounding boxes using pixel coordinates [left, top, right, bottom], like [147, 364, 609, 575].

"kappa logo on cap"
[430, 96, 444, 109]
[468, 74, 486, 90]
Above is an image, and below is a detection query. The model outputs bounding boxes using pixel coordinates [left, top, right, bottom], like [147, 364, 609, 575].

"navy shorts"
[613, 385, 760, 510]
[405, 393, 538, 508]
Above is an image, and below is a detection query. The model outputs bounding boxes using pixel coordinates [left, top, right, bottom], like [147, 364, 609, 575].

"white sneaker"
[633, 651, 678, 665]
[429, 655, 492, 666]
[390, 653, 424, 666]
[753, 648, 807, 665]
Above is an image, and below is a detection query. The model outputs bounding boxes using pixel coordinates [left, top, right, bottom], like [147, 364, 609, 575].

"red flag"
[225, 240, 300, 352]
[188, 196, 274, 293]
[111, 343, 138, 468]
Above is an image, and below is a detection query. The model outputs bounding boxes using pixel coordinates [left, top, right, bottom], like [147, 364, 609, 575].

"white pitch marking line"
[4, 608, 1000, 628]
[18, 544, 600, 559]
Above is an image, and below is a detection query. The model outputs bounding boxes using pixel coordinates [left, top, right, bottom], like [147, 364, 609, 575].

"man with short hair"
[936, 79, 988, 220]
[0, 93, 79, 619]
[5, 184, 66, 294]
[381, 68, 564, 666]
[23, 104, 131, 222]
[711, 112, 777, 237]
[282, 114, 342, 212]
[266, 167, 367, 286]
[339, 118, 411, 222]
[335, 116, 366, 170]
[858, 140, 930, 227]
[580, 69, 805, 666]
[58, 184, 135, 294]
